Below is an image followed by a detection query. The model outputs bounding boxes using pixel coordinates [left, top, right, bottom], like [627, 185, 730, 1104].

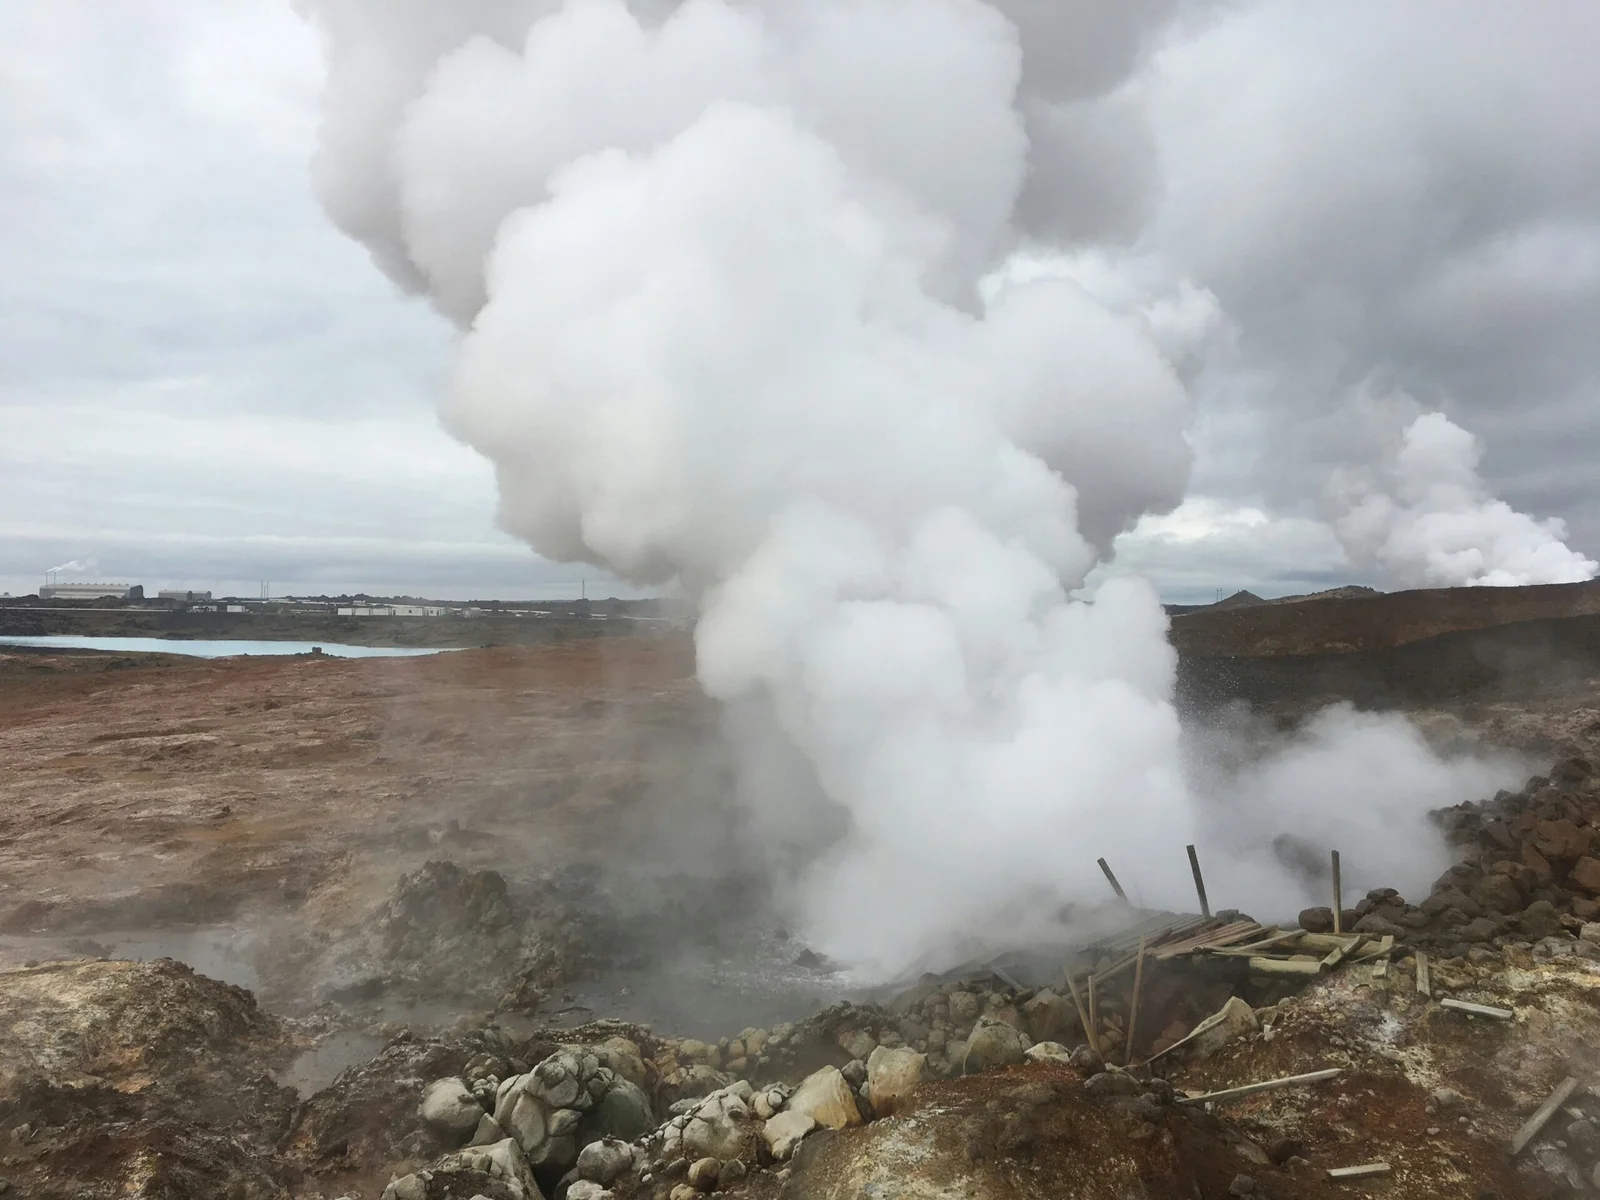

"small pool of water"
[0, 635, 458, 658]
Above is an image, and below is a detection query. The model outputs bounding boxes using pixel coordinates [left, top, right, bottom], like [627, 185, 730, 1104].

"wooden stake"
[1125, 935, 1147, 1067]
[1415, 950, 1431, 998]
[1328, 1163, 1391, 1180]
[1511, 1076, 1579, 1157]
[1175, 1067, 1342, 1106]
[1063, 970, 1097, 1056]
[1440, 998, 1513, 1020]
[1186, 844, 1211, 918]
[1097, 857, 1129, 906]
[1331, 849, 1343, 935]
[1087, 972, 1098, 1051]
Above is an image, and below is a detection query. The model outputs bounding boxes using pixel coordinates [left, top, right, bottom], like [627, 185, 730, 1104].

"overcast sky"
[3, 1, 1596, 603]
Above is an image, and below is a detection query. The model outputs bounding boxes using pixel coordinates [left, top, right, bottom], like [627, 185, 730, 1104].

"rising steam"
[1333, 411, 1598, 588]
[300, 0, 1527, 974]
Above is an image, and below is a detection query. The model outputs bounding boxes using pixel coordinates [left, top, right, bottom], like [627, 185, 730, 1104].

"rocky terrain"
[12, 753, 1600, 1200]
[10, 585, 1600, 1197]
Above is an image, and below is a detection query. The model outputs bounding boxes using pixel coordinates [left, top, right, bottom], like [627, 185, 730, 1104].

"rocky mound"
[0, 957, 299, 1199]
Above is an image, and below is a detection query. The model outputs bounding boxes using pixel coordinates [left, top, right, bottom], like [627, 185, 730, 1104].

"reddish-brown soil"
[0, 636, 704, 951]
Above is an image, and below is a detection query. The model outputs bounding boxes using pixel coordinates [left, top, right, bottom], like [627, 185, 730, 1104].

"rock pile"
[1294, 756, 1600, 963]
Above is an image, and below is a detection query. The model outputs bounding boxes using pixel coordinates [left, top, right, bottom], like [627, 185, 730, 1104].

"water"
[0, 635, 457, 659]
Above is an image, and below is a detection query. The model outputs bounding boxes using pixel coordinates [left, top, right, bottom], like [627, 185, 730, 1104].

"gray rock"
[1068, 1044, 1104, 1073]
[1352, 913, 1407, 937]
[840, 1058, 867, 1088]
[1430, 1087, 1464, 1111]
[567, 1183, 611, 1200]
[1228, 1173, 1257, 1196]
[762, 1109, 817, 1160]
[576, 1136, 633, 1185]
[502, 1091, 546, 1155]
[1567, 1117, 1600, 1159]
[468, 1113, 506, 1147]
[547, 1107, 582, 1137]
[1084, 1072, 1142, 1099]
[1297, 907, 1333, 933]
[383, 1176, 427, 1200]
[590, 1076, 654, 1142]
[420, 1077, 484, 1139]
[962, 1014, 1030, 1073]
[865, 1046, 929, 1117]
[1461, 917, 1498, 943]
[687, 1157, 721, 1190]
[1532, 1143, 1587, 1191]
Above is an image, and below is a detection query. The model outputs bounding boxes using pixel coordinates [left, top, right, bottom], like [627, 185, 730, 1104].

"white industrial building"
[40, 582, 135, 600]
[337, 605, 450, 618]
[158, 589, 212, 602]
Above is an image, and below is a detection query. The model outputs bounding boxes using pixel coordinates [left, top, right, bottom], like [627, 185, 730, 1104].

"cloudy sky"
[3, 1, 1597, 603]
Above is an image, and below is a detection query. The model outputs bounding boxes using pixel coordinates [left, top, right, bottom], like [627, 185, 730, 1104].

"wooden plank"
[1328, 1162, 1391, 1180]
[1440, 998, 1513, 1020]
[1098, 857, 1129, 905]
[1321, 939, 1357, 971]
[1331, 849, 1343, 935]
[1298, 933, 1363, 953]
[1063, 971, 1098, 1057]
[1511, 1076, 1579, 1157]
[1175, 1067, 1342, 1107]
[1350, 934, 1394, 964]
[1415, 951, 1431, 998]
[1208, 930, 1300, 956]
[1186, 844, 1212, 919]
[1125, 935, 1147, 1067]
[1249, 956, 1324, 977]
[989, 963, 1024, 993]
[1087, 972, 1098, 1053]
[1372, 959, 1389, 980]
[1153, 920, 1264, 960]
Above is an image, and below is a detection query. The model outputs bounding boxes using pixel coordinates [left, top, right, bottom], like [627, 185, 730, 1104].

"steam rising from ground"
[1333, 411, 1598, 588]
[301, 0, 1531, 976]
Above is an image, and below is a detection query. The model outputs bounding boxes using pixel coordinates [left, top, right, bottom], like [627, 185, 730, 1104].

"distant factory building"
[40, 582, 137, 600]
[158, 589, 212, 602]
[337, 605, 450, 618]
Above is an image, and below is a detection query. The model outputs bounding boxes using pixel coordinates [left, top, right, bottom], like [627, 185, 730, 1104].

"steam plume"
[300, 0, 1524, 974]
[1333, 412, 1598, 588]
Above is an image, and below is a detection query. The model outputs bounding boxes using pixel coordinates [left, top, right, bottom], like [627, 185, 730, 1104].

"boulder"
[1021, 989, 1076, 1043]
[588, 1076, 654, 1142]
[687, 1156, 721, 1190]
[432, 1137, 539, 1199]
[1518, 900, 1562, 941]
[1460, 917, 1498, 943]
[865, 1047, 929, 1117]
[575, 1136, 632, 1186]
[1571, 857, 1600, 895]
[837, 1028, 876, 1062]
[590, 1036, 650, 1093]
[420, 1077, 484, 1140]
[682, 1089, 759, 1163]
[761, 1110, 817, 1161]
[1474, 875, 1524, 915]
[567, 1183, 611, 1200]
[1297, 906, 1334, 933]
[1522, 843, 1555, 886]
[1531, 819, 1591, 862]
[1183, 996, 1258, 1060]
[962, 1014, 1030, 1074]
[788, 1066, 862, 1130]
[1352, 913, 1406, 937]
[1023, 1041, 1073, 1064]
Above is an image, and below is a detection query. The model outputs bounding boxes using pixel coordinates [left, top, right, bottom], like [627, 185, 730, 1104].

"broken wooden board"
[1175, 1067, 1342, 1106]
[1415, 950, 1432, 998]
[1511, 1076, 1579, 1157]
[1328, 1162, 1391, 1180]
[1349, 933, 1394, 964]
[1248, 956, 1323, 977]
[1440, 998, 1513, 1020]
[1297, 932, 1363, 953]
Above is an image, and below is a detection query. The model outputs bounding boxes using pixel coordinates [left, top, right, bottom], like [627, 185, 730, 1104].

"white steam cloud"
[1334, 411, 1598, 588]
[299, 0, 1526, 975]
[46, 560, 94, 575]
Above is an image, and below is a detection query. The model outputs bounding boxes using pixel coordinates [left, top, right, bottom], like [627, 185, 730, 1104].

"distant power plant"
[157, 589, 212, 602]
[39, 582, 139, 600]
